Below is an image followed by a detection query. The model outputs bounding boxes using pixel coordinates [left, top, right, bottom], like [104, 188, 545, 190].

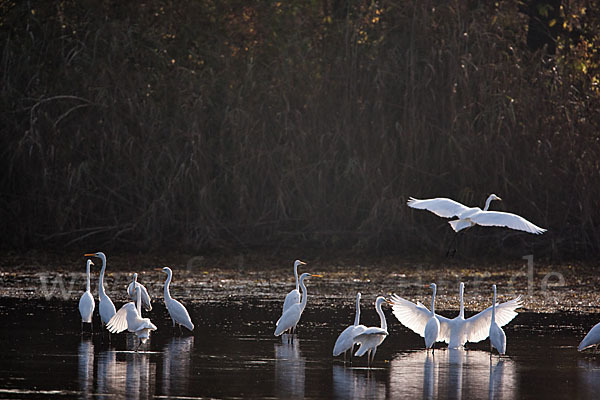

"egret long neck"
[98, 256, 106, 297]
[459, 283, 464, 318]
[136, 286, 142, 315]
[294, 263, 299, 292]
[491, 286, 497, 323]
[483, 195, 495, 211]
[431, 286, 437, 315]
[353, 295, 361, 326]
[299, 277, 309, 311]
[85, 261, 91, 292]
[376, 301, 387, 331]
[164, 271, 173, 302]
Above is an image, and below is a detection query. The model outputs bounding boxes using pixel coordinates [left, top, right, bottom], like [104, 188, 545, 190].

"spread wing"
[390, 294, 452, 341]
[470, 211, 546, 234]
[106, 302, 136, 333]
[463, 295, 523, 343]
[407, 197, 470, 218]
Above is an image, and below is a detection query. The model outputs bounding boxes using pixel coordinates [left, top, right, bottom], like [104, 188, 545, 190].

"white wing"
[462, 296, 523, 343]
[470, 211, 546, 234]
[407, 197, 470, 218]
[167, 298, 194, 331]
[579, 322, 600, 351]
[128, 282, 152, 311]
[106, 302, 136, 333]
[390, 294, 453, 342]
[282, 289, 300, 314]
[353, 327, 388, 341]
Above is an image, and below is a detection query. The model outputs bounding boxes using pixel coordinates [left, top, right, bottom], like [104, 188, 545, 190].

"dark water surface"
[1, 298, 599, 399]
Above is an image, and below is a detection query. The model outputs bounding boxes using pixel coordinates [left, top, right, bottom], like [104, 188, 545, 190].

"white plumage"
[275, 273, 321, 337]
[489, 285, 507, 355]
[333, 292, 367, 359]
[407, 194, 546, 234]
[353, 296, 390, 365]
[127, 273, 152, 311]
[162, 267, 194, 332]
[78, 259, 95, 327]
[282, 260, 306, 319]
[85, 252, 116, 327]
[424, 283, 440, 350]
[391, 282, 522, 348]
[578, 322, 600, 351]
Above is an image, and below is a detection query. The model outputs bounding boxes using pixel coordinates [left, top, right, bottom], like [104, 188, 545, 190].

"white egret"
[78, 259, 95, 332]
[489, 284, 506, 355]
[127, 273, 152, 311]
[407, 194, 546, 234]
[274, 272, 322, 337]
[391, 282, 522, 349]
[333, 292, 367, 361]
[107, 274, 157, 350]
[353, 296, 392, 366]
[578, 322, 600, 352]
[161, 267, 194, 332]
[282, 260, 307, 320]
[85, 252, 116, 328]
[424, 283, 440, 351]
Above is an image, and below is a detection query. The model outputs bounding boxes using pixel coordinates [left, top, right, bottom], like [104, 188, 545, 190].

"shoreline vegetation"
[1, 1, 599, 259]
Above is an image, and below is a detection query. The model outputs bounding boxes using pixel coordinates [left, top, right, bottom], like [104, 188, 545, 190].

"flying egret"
[489, 285, 507, 355]
[391, 282, 522, 349]
[274, 272, 322, 337]
[282, 260, 307, 321]
[578, 322, 600, 351]
[78, 259, 95, 332]
[85, 252, 116, 329]
[161, 267, 194, 333]
[424, 283, 441, 351]
[127, 273, 152, 311]
[333, 292, 367, 361]
[107, 274, 157, 350]
[353, 296, 392, 366]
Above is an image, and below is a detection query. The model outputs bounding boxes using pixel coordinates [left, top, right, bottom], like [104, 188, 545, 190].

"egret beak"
[497, 196, 502, 201]
[311, 274, 323, 277]
[386, 299, 394, 305]
[84, 253, 95, 257]
[154, 268, 163, 271]
[299, 261, 307, 265]
[89, 261, 94, 266]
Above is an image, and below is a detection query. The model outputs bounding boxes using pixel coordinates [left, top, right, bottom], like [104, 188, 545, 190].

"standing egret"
[161, 267, 194, 333]
[107, 274, 157, 350]
[391, 282, 522, 349]
[282, 260, 307, 320]
[275, 273, 322, 337]
[578, 322, 600, 351]
[424, 283, 441, 351]
[333, 292, 367, 361]
[353, 296, 392, 366]
[78, 259, 95, 332]
[85, 252, 116, 329]
[489, 285, 507, 355]
[127, 273, 152, 311]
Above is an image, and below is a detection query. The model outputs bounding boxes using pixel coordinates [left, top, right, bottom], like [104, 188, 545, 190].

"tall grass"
[1, 0, 599, 259]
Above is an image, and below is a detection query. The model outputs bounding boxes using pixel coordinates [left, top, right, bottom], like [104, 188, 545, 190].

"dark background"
[1, 1, 599, 260]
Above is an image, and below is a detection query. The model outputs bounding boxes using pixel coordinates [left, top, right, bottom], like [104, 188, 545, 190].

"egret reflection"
[162, 336, 195, 396]
[577, 359, 600, 399]
[332, 365, 387, 399]
[275, 337, 305, 399]
[389, 349, 517, 399]
[77, 338, 94, 399]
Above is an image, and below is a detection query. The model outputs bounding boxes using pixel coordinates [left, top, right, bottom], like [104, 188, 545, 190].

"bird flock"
[76, 194, 599, 360]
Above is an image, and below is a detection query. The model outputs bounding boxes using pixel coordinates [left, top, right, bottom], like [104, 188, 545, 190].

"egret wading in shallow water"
[489, 285, 507, 355]
[424, 283, 441, 352]
[161, 267, 194, 333]
[578, 322, 600, 351]
[391, 282, 522, 349]
[107, 274, 157, 351]
[333, 292, 367, 362]
[281, 260, 307, 333]
[407, 194, 546, 255]
[275, 272, 322, 339]
[127, 273, 152, 311]
[78, 259, 95, 332]
[353, 296, 392, 367]
[85, 252, 116, 332]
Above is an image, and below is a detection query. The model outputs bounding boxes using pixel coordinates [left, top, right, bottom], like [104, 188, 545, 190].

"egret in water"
[353, 296, 392, 366]
[127, 273, 152, 311]
[333, 292, 367, 362]
[282, 260, 307, 323]
[161, 267, 194, 333]
[578, 322, 600, 351]
[275, 272, 321, 338]
[424, 283, 441, 351]
[107, 274, 157, 350]
[78, 259, 95, 332]
[489, 284, 506, 355]
[391, 282, 522, 349]
[85, 252, 116, 330]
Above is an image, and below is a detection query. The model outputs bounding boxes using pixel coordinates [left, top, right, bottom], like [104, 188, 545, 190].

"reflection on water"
[578, 358, 600, 398]
[78, 339, 94, 399]
[389, 349, 517, 399]
[275, 335, 305, 399]
[332, 365, 387, 399]
[162, 336, 194, 396]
